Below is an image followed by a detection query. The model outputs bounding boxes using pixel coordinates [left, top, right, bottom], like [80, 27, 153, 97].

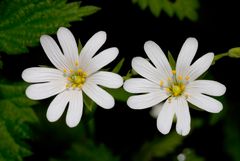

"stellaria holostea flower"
[22, 27, 123, 127]
[124, 38, 226, 136]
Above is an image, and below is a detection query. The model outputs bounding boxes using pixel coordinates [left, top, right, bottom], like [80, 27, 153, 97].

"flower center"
[160, 70, 189, 98]
[169, 84, 185, 97]
[64, 67, 88, 89]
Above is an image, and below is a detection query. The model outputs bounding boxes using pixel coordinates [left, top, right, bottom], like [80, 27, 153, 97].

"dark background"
[2, 0, 240, 161]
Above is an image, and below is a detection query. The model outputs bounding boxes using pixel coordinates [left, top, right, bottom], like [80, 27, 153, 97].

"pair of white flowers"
[22, 27, 226, 136]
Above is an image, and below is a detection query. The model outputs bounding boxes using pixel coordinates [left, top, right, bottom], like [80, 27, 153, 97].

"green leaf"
[132, 0, 199, 21]
[133, 132, 184, 161]
[0, 0, 100, 55]
[112, 58, 125, 73]
[149, 0, 162, 17]
[173, 0, 199, 21]
[105, 88, 132, 102]
[167, 50, 176, 69]
[83, 93, 96, 112]
[0, 80, 38, 160]
[78, 38, 83, 53]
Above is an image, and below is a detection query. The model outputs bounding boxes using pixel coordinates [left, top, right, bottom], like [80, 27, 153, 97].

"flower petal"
[46, 91, 70, 122]
[144, 41, 172, 79]
[132, 57, 163, 84]
[175, 97, 191, 136]
[40, 35, 70, 71]
[57, 27, 78, 68]
[26, 81, 66, 100]
[79, 31, 106, 69]
[85, 47, 118, 75]
[82, 81, 114, 109]
[127, 91, 169, 109]
[150, 103, 163, 119]
[176, 38, 198, 78]
[186, 53, 214, 81]
[87, 71, 123, 88]
[22, 67, 64, 83]
[124, 78, 161, 93]
[186, 80, 226, 96]
[187, 93, 223, 113]
[66, 90, 83, 128]
[157, 99, 175, 135]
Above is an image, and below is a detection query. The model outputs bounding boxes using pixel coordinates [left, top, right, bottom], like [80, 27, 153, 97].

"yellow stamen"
[71, 84, 77, 88]
[63, 69, 67, 73]
[70, 69, 74, 74]
[66, 84, 70, 88]
[167, 77, 172, 82]
[172, 70, 176, 74]
[185, 75, 190, 81]
[172, 85, 182, 96]
[75, 61, 79, 66]
[83, 72, 88, 77]
[160, 80, 164, 87]
[180, 84, 185, 90]
[166, 88, 171, 93]
[77, 69, 83, 73]
[67, 77, 72, 81]
[178, 75, 183, 80]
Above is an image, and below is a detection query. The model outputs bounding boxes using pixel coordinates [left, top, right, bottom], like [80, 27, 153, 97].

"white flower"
[22, 27, 123, 127]
[123, 38, 226, 136]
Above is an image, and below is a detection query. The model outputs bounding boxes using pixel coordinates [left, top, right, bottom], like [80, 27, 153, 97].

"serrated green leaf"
[174, 0, 199, 21]
[133, 132, 183, 161]
[132, 0, 199, 21]
[149, 0, 162, 17]
[0, 80, 38, 160]
[0, 0, 100, 55]
[112, 58, 125, 73]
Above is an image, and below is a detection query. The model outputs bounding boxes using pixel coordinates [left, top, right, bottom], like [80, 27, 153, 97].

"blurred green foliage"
[132, 0, 199, 21]
[51, 141, 120, 161]
[0, 0, 99, 55]
[0, 80, 38, 161]
[133, 132, 184, 161]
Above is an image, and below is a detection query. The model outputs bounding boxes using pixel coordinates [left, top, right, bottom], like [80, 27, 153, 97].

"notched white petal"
[186, 80, 226, 96]
[176, 37, 198, 78]
[85, 47, 119, 74]
[66, 90, 83, 128]
[40, 35, 70, 71]
[26, 81, 66, 100]
[187, 52, 214, 81]
[22, 67, 64, 83]
[175, 98, 191, 136]
[131, 57, 163, 84]
[127, 91, 169, 109]
[157, 100, 175, 135]
[79, 31, 107, 68]
[47, 91, 70, 122]
[88, 71, 123, 88]
[187, 93, 223, 113]
[57, 27, 78, 67]
[82, 82, 114, 109]
[123, 78, 160, 93]
[144, 41, 172, 79]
